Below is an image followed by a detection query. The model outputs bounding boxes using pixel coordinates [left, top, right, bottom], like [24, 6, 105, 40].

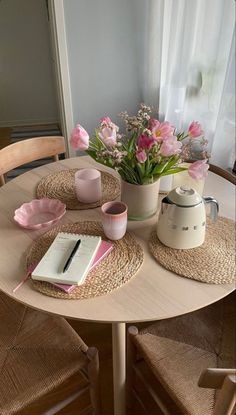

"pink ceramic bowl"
[14, 198, 66, 229]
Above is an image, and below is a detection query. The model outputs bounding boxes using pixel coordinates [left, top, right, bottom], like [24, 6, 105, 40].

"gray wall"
[63, 0, 144, 134]
[0, 0, 58, 126]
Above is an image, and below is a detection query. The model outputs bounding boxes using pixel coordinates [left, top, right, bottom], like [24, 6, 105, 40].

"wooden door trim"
[48, 0, 75, 158]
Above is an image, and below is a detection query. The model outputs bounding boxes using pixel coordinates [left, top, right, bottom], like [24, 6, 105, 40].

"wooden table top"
[0, 156, 235, 323]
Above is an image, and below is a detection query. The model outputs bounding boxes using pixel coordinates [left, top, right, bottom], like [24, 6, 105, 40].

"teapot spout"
[203, 197, 219, 222]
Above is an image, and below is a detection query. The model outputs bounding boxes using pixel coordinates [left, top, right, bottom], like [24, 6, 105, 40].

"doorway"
[0, 0, 61, 150]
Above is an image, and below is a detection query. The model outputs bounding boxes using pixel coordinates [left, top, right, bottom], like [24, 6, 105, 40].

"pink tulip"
[188, 121, 203, 138]
[149, 119, 175, 140]
[148, 118, 160, 131]
[70, 124, 89, 150]
[160, 136, 182, 157]
[138, 134, 155, 150]
[188, 160, 209, 180]
[136, 149, 147, 163]
[100, 116, 119, 132]
[98, 126, 117, 147]
[100, 116, 112, 125]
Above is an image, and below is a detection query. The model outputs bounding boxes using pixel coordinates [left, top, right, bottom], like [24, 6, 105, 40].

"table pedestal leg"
[112, 322, 126, 415]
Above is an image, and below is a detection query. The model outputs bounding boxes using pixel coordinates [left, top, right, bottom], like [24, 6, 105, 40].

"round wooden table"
[0, 156, 235, 415]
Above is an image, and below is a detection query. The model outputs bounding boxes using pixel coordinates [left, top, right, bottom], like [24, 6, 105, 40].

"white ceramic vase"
[120, 179, 160, 220]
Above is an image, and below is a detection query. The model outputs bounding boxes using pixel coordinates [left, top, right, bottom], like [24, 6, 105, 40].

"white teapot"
[157, 186, 219, 249]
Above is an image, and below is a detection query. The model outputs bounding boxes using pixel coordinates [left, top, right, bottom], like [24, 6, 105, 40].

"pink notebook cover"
[53, 240, 113, 293]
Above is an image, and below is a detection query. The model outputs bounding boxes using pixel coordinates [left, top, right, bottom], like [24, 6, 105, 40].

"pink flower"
[188, 121, 203, 138]
[138, 134, 155, 150]
[100, 116, 112, 125]
[149, 119, 175, 140]
[98, 126, 117, 147]
[148, 118, 160, 131]
[136, 149, 147, 163]
[100, 116, 119, 132]
[188, 160, 209, 180]
[160, 136, 182, 157]
[70, 124, 89, 150]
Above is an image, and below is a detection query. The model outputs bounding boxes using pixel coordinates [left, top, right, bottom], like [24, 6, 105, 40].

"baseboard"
[0, 119, 59, 128]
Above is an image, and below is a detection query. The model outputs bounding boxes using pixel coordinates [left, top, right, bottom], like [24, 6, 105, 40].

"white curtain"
[141, 0, 235, 169]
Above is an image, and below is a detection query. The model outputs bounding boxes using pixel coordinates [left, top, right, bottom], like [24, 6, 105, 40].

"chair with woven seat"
[127, 292, 236, 415]
[208, 163, 236, 185]
[126, 162, 236, 414]
[0, 135, 66, 186]
[0, 292, 101, 415]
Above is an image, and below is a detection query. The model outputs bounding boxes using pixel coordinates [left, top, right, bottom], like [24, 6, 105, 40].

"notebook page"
[53, 240, 113, 292]
[31, 233, 101, 285]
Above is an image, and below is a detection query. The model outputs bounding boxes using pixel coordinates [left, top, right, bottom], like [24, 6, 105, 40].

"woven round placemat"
[149, 216, 235, 284]
[36, 169, 120, 210]
[26, 221, 144, 299]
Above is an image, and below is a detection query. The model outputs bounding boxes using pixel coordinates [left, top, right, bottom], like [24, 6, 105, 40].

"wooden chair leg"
[213, 375, 236, 415]
[0, 174, 5, 186]
[127, 325, 139, 410]
[53, 154, 59, 162]
[87, 347, 101, 415]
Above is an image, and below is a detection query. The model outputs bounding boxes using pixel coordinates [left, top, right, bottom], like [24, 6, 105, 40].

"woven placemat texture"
[149, 216, 235, 284]
[36, 169, 120, 210]
[26, 221, 144, 299]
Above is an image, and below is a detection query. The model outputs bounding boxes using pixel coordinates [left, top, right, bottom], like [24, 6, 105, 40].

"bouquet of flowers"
[70, 104, 209, 185]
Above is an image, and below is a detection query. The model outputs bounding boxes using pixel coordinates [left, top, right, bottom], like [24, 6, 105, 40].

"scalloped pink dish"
[14, 199, 66, 229]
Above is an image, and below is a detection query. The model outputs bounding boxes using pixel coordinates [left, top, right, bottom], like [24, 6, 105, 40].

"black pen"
[63, 239, 81, 273]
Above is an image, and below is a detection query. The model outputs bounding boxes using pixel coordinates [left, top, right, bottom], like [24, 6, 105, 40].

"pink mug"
[101, 201, 128, 240]
[75, 169, 102, 203]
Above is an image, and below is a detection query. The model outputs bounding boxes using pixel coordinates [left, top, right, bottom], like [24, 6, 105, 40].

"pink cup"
[75, 169, 102, 203]
[101, 201, 128, 240]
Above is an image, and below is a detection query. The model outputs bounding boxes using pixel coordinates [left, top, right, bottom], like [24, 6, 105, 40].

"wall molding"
[48, 0, 75, 157]
[0, 118, 59, 128]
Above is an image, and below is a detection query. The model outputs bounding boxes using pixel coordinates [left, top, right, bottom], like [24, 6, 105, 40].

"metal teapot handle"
[203, 197, 219, 222]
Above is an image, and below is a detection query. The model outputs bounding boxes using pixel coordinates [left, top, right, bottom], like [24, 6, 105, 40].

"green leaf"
[127, 133, 137, 154]
[160, 155, 179, 174]
[151, 162, 168, 175]
[94, 129, 106, 150]
[145, 157, 151, 175]
[86, 149, 97, 159]
[136, 163, 145, 181]
[161, 167, 187, 176]
[142, 176, 153, 184]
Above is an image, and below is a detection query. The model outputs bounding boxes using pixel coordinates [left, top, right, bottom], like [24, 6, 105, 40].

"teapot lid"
[167, 186, 202, 206]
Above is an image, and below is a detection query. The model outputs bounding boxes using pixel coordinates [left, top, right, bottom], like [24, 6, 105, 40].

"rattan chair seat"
[132, 294, 236, 415]
[0, 293, 89, 415]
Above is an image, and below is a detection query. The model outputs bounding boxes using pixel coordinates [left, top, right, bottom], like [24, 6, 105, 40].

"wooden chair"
[126, 159, 236, 414]
[127, 292, 236, 415]
[0, 292, 101, 415]
[208, 163, 236, 185]
[0, 136, 66, 186]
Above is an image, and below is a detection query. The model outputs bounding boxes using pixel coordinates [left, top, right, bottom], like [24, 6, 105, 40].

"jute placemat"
[149, 216, 235, 284]
[36, 169, 120, 210]
[26, 221, 144, 299]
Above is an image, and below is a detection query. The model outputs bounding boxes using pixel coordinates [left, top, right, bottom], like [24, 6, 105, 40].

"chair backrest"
[186, 160, 236, 185]
[209, 163, 236, 185]
[199, 369, 236, 415]
[0, 136, 66, 186]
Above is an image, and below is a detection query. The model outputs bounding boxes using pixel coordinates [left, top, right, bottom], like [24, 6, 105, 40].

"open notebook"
[31, 233, 102, 286]
[53, 240, 113, 292]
